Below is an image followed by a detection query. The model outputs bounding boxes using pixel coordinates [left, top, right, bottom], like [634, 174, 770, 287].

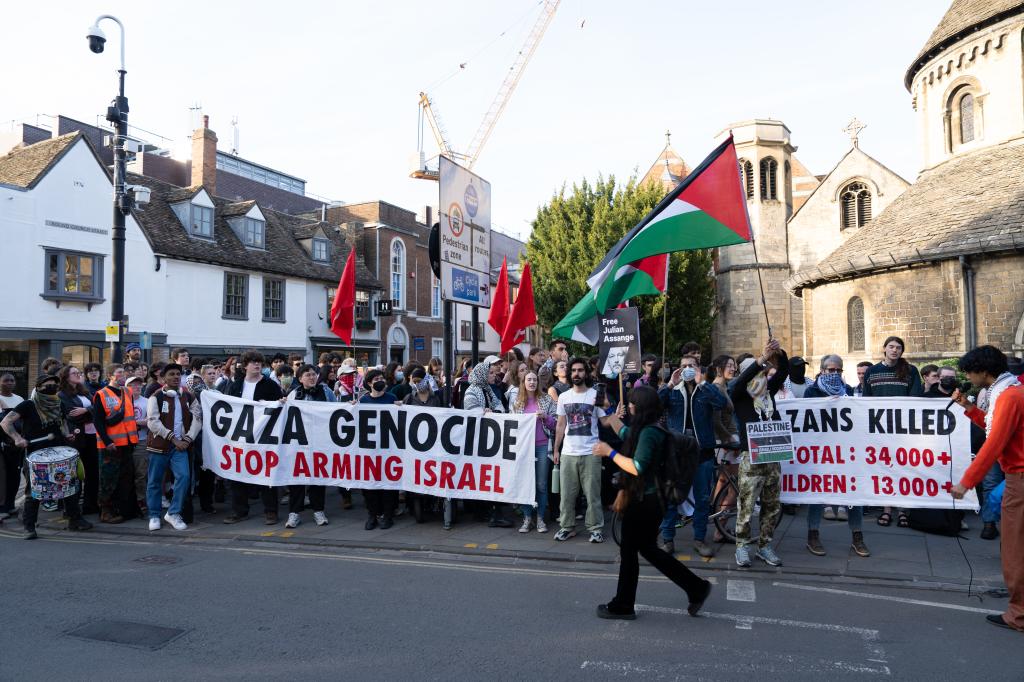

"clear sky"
[4, 1, 949, 239]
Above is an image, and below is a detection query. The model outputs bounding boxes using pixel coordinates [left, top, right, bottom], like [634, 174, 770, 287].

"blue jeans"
[807, 505, 864, 531]
[981, 462, 1005, 524]
[147, 448, 189, 519]
[521, 443, 550, 520]
[690, 459, 717, 542]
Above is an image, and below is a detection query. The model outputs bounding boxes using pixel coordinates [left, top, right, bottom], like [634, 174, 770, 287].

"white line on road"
[726, 579, 756, 602]
[773, 582, 1003, 615]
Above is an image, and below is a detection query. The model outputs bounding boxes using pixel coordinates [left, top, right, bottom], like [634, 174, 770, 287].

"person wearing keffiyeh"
[461, 357, 513, 527]
[800, 355, 869, 558]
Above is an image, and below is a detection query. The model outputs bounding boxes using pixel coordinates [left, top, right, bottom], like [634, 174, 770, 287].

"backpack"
[652, 425, 700, 507]
[906, 508, 965, 537]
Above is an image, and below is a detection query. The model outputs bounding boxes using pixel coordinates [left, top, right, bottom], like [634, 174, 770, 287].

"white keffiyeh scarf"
[981, 372, 1020, 437]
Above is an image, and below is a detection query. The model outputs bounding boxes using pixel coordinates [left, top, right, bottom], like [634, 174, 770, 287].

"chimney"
[191, 115, 217, 194]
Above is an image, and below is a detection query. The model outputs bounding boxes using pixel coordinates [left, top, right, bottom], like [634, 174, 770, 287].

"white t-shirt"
[0, 393, 24, 410]
[556, 387, 605, 456]
[242, 379, 259, 401]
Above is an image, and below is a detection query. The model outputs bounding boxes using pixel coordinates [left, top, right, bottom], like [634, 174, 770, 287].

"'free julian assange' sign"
[201, 392, 537, 505]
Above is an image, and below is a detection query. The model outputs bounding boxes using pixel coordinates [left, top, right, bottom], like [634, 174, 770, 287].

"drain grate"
[66, 619, 187, 650]
[133, 555, 181, 565]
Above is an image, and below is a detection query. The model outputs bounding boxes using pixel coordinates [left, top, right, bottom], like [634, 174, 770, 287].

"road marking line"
[773, 582, 1003, 615]
[464, 543, 478, 548]
[485, 543, 498, 550]
[260, 531, 275, 537]
[279, 531, 294, 538]
[727, 579, 756, 602]
[735, 617, 753, 630]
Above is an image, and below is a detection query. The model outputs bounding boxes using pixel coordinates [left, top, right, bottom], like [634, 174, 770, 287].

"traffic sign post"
[439, 156, 491, 308]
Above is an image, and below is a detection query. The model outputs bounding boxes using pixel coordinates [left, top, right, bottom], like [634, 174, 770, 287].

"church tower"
[712, 120, 796, 356]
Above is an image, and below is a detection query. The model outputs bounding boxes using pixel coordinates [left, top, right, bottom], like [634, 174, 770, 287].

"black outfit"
[14, 401, 85, 530]
[403, 392, 442, 408]
[226, 376, 284, 518]
[608, 425, 708, 614]
[359, 392, 400, 525]
[59, 389, 100, 514]
[0, 403, 24, 514]
[803, 383, 854, 398]
[288, 384, 332, 515]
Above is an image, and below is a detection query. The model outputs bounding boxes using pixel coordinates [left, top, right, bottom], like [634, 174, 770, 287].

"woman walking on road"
[592, 385, 712, 620]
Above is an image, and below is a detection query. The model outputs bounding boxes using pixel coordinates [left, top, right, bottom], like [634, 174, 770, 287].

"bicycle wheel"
[711, 479, 759, 544]
[611, 511, 623, 546]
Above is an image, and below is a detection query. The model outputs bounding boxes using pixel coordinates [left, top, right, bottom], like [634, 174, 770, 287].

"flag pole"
[749, 237, 773, 340]
[660, 263, 669, 367]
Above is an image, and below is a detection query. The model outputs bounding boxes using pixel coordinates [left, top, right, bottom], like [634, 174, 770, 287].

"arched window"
[759, 157, 777, 200]
[840, 182, 872, 229]
[959, 92, 975, 143]
[738, 159, 754, 199]
[390, 239, 405, 309]
[847, 297, 865, 352]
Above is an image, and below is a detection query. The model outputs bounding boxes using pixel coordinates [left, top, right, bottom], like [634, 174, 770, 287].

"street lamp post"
[87, 14, 129, 363]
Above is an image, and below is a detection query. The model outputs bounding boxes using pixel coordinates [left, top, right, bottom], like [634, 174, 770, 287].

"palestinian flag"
[552, 136, 751, 344]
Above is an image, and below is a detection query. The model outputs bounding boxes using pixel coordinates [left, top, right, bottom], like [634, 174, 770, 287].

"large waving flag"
[552, 136, 750, 344]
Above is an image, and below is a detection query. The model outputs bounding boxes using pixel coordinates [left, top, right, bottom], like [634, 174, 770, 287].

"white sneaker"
[148, 517, 161, 531]
[163, 513, 187, 531]
[285, 512, 301, 528]
[313, 511, 328, 526]
[536, 519, 548, 533]
[518, 518, 531, 533]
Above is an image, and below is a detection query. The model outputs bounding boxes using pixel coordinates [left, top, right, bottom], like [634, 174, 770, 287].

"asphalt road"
[1, 532, 1020, 681]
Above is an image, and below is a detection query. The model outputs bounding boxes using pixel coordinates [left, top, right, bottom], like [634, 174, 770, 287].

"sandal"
[897, 512, 910, 528]
[877, 512, 892, 526]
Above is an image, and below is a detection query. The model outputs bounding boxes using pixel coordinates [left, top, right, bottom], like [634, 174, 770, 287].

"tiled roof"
[641, 143, 690, 189]
[905, 0, 1024, 89]
[786, 138, 1024, 293]
[127, 172, 382, 289]
[0, 132, 81, 189]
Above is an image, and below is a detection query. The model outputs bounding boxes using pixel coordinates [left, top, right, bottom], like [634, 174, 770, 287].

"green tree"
[526, 175, 716, 360]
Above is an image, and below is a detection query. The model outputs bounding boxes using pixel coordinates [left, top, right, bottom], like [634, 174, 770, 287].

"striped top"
[862, 362, 923, 398]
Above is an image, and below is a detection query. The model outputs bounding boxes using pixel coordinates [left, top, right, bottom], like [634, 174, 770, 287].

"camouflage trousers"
[735, 452, 782, 549]
[98, 445, 135, 513]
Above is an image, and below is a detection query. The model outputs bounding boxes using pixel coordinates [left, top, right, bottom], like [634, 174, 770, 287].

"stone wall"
[801, 252, 1024, 383]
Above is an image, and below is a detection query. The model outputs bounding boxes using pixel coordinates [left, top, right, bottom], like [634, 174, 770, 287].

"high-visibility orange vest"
[94, 385, 139, 450]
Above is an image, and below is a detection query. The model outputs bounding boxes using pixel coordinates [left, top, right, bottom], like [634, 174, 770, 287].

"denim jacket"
[659, 381, 728, 448]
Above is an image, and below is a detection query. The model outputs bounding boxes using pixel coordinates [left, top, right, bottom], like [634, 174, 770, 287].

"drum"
[27, 446, 80, 501]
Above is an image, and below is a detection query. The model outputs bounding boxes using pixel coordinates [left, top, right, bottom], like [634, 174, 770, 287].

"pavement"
[0, 530, 1020, 680]
[2, 495, 1006, 593]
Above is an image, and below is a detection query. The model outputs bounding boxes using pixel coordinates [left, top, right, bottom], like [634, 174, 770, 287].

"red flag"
[502, 261, 536, 353]
[330, 248, 356, 345]
[487, 256, 510, 336]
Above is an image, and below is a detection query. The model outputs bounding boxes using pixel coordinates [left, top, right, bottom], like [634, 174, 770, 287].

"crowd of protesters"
[0, 337, 1021, 630]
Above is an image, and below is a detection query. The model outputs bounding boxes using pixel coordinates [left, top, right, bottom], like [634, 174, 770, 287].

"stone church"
[644, 0, 1024, 379]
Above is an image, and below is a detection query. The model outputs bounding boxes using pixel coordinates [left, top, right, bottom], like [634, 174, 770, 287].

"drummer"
[0, 374, 93, 539]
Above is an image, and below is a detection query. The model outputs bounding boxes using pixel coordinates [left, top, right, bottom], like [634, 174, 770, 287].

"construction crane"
[411, 0, 559, 180]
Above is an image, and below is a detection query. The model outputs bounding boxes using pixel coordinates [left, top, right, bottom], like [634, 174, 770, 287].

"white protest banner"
[201, 392, 536, 505]
[775, 397, 979, 510]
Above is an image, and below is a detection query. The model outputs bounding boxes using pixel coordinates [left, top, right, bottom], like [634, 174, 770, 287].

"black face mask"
[372, 380, 387, 393]
[939, 376, 958, 391]
[38, 384, 58, 395]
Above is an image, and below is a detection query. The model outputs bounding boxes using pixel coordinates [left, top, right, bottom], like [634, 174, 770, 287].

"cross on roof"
[844, 117, 866, 148]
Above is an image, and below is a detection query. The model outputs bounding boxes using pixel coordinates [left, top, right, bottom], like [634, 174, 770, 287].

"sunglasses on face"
[822, 367, 843, 374]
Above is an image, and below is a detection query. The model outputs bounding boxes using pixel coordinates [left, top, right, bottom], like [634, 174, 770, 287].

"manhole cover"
[133, 555, 181, 565]
[66, 620, 187, 650]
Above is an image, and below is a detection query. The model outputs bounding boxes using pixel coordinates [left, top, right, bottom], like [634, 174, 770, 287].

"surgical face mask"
[372, 380, 387, 392]
[395, 371, 404, 382]
[939, 376, 958, 391]
[682, 367, 697, 382]
[280, 376, 294, 390]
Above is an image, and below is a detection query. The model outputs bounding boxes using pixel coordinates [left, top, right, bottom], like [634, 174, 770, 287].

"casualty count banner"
[776, 397, 979, 510]
[200, 392, 537, 505]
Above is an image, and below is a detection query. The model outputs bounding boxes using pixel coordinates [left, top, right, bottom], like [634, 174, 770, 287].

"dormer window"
[191, 205, 213, 237]
[243, 217, 265, 249]
[312, 237, 329, 262]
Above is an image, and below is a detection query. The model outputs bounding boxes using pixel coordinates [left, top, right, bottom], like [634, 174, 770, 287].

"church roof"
[905, 0, 1024, 89]
[641, 143, 689, 189]
[786, 138, 1024, 293]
